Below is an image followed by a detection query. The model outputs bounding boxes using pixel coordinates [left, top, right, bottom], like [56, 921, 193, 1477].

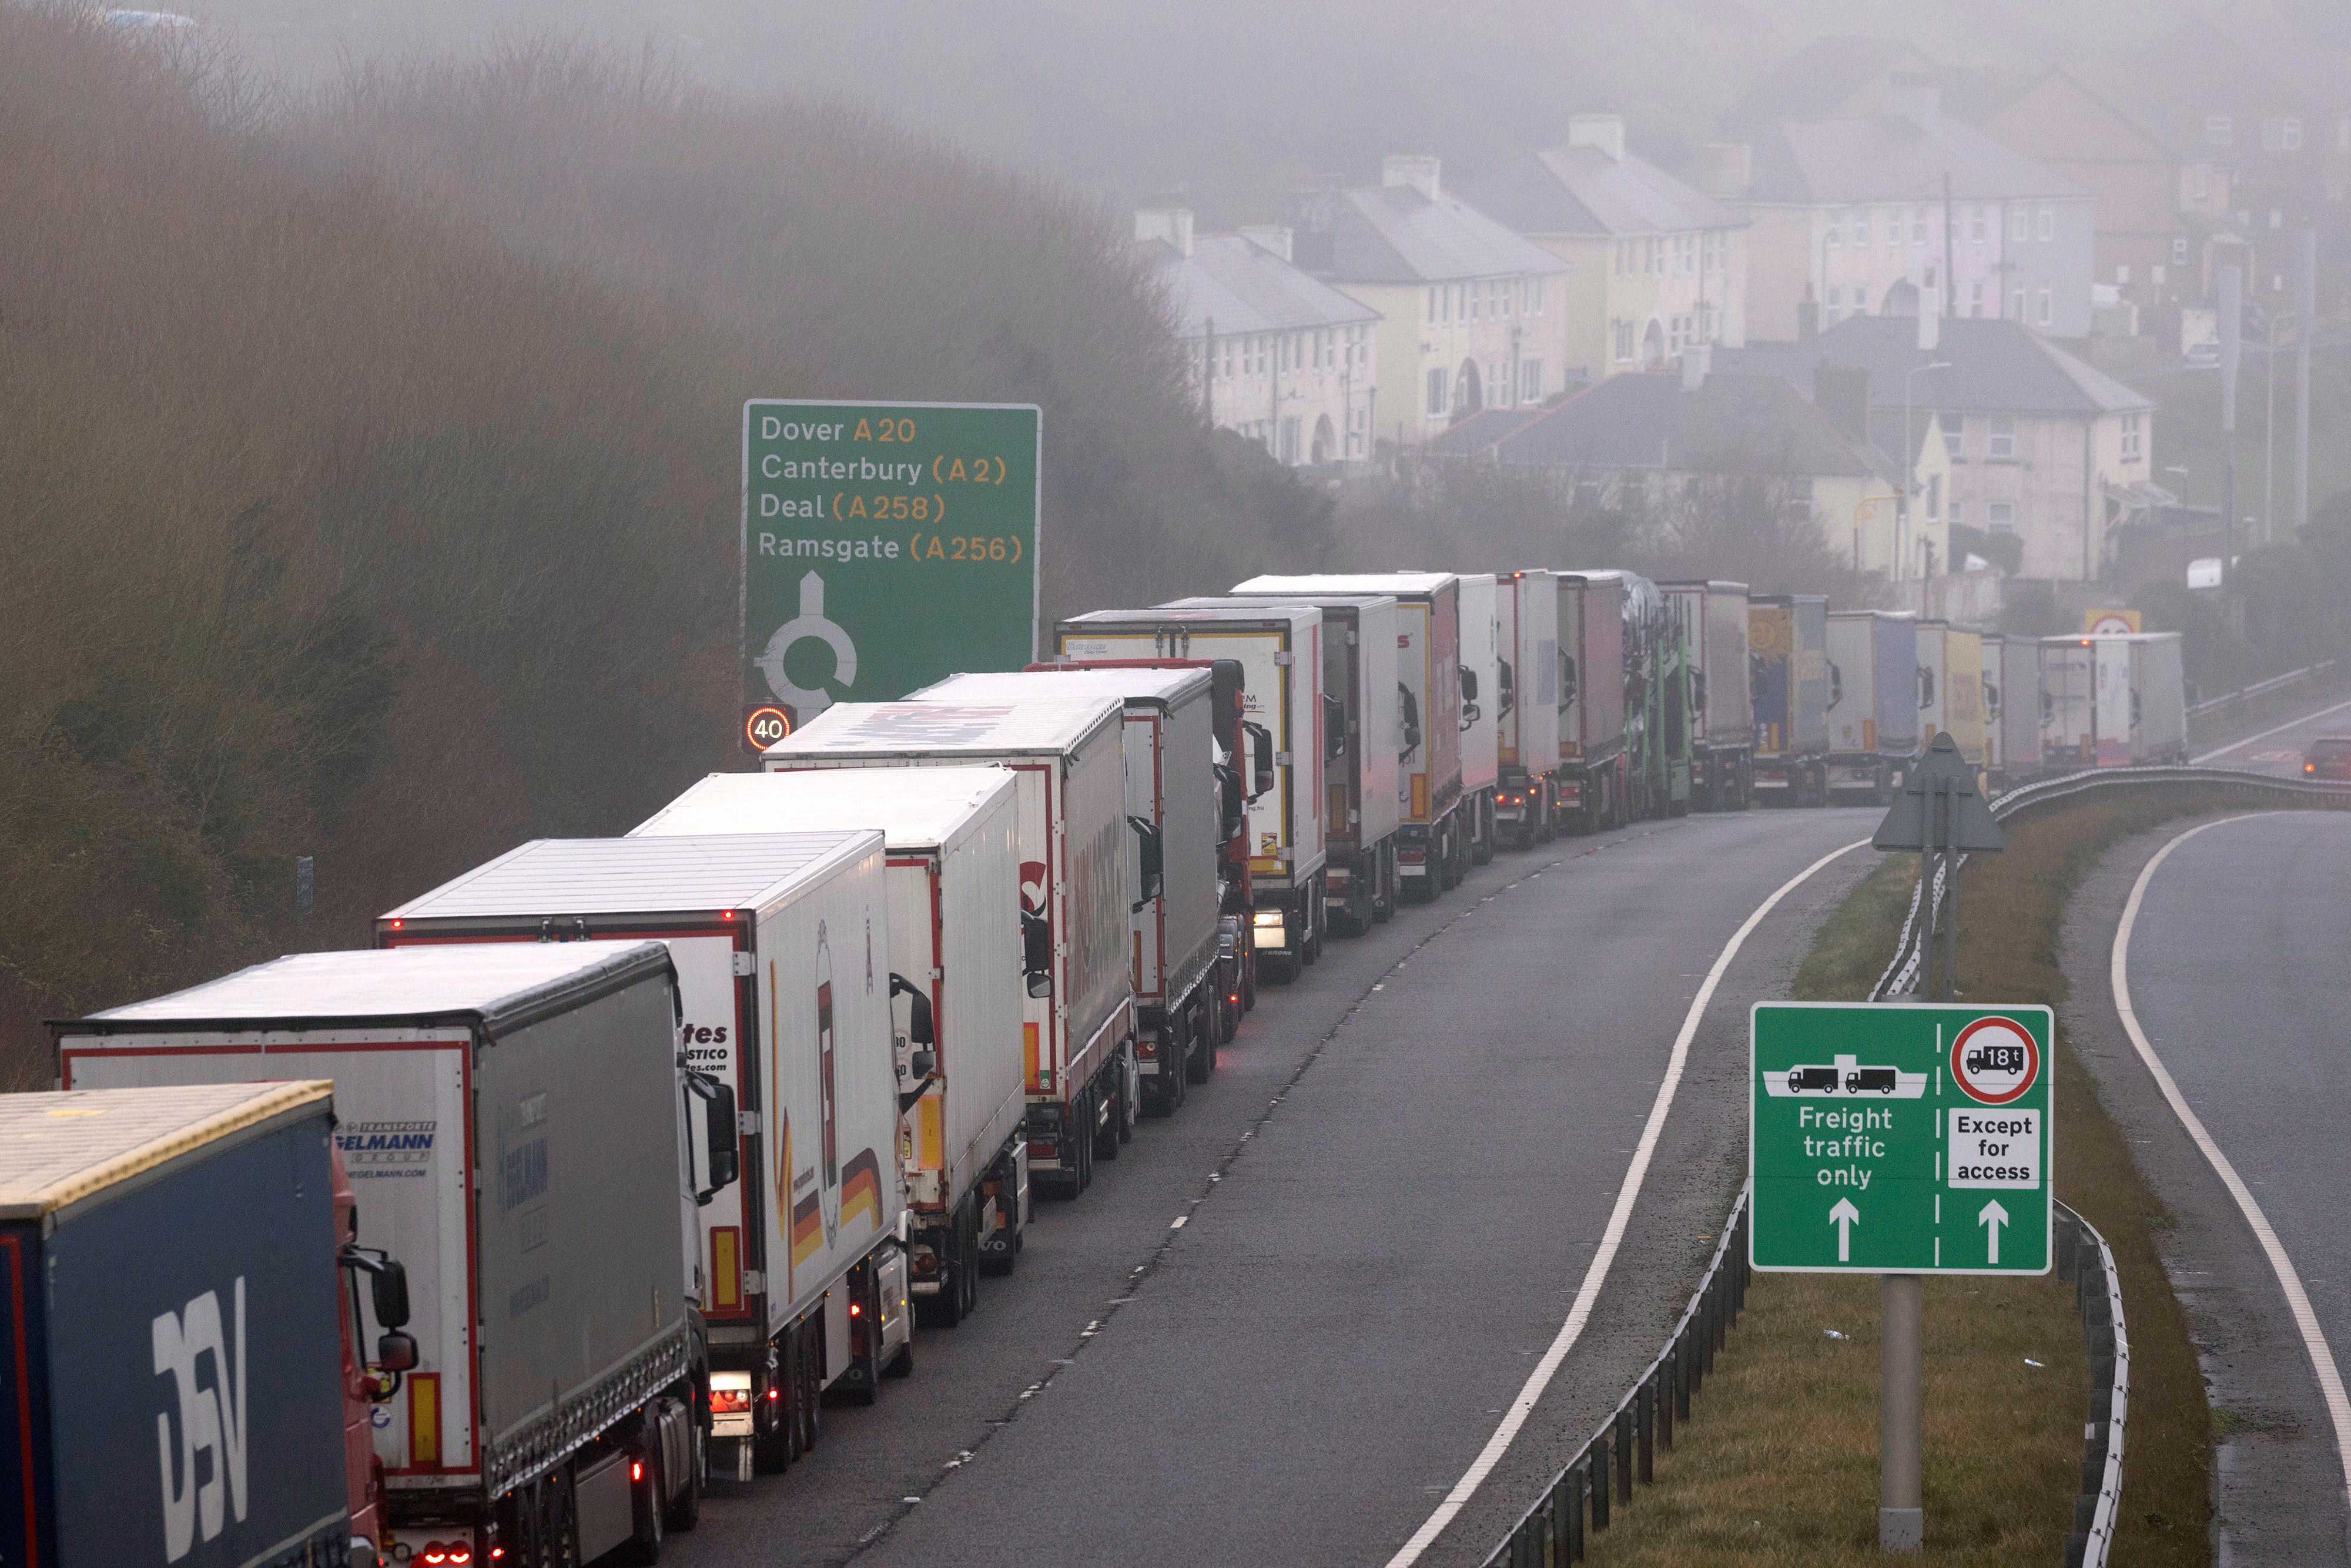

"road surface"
[674, 807, 1881, 1567]
[2064, 809, 2351, 1564]
[2192, 689, 2351, 775]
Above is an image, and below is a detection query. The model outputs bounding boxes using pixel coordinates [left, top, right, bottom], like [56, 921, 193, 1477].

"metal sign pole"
[1881, 1272, 1924, 1549]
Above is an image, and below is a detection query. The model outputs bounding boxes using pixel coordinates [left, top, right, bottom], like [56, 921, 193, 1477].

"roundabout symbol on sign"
[1950, 1016, 2039, 1104]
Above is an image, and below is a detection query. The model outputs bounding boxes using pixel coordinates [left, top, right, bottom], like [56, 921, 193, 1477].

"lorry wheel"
[1371, 848, 1396, 921]
[885, 1335, 915, 1379]
[544, 1467, 582, 1568]
[1241, 952, 1257, 1010]
[799, 1326, 824, 1453]
[622, 1443, 667, 1563]
[1096, 1077, 1124, 1161]
[665, 1426, 702, 1532]
[1188, 997, 1215, 1083]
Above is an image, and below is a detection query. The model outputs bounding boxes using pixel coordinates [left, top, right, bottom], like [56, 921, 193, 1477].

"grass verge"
[1589, 793, 2235, 1566]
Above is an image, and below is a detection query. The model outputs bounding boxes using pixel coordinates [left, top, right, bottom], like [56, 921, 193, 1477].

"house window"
[1939, 411, 1963, 458]
[1914, 206, 1930, 243]
[1927, 475, 1942, 519]
[1426, 367, 1448, 416]
[2283, 118, 2303, 150]
[1970, 280, 1987, 317]
[2011, 288, 2027, 320]
[2207, 114, 2233, 147]
[1521, 360, 1543, 403]
[1988, 414, 2016, 459]
[1987, 501, 2016, 531]
[1468, 280, 1482, 321]
[1826, 284, 1842, 314]
[1613, 319, 1635, 363]
[1950, 501, 1964, 525]
[1853, 211, 1871, 246]
[2152, 264, 2168, 284]
[2121, 412, 2143, 461]
[1825, 216, 1842, 247]
[2263, 118, 2297, 152]
[2038, 207, 2054, 242]
[2011, 207, 2029, 242]
[1967, 206, 1985, 243]
[2116, 264, 2131, 286]
[2172, 236, 2189, 264]
[2193, 164, 2211, 201]
[1851, 286, 1871, 316]
[2037, 287, 2052, 326]
[1784, 477, 1817, 520]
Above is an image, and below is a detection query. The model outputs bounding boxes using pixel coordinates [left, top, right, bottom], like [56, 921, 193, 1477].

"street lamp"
[1901, 360, 1951, 580]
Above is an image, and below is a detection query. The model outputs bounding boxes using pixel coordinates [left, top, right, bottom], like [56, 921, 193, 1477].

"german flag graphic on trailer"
[839, 1147, 883, 1236]
[790, 1182, 825, 1270]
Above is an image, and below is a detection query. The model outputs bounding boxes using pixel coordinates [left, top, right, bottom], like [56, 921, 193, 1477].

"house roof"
[1463, 146, 1747, 239]
[1997, 64, 2206, 164]
[1284, 182, 1568, 285]
[1714, 316, 2155, 416]
[1425, 406, 1551, 457]
[1143, 233, 1379, 340]
[1723, 36, 1926, 128]
[1477, 371, 1884, 480]
[1744, 110, 2088, 206]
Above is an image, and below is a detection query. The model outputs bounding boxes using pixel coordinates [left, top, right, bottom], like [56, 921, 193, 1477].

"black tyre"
[1095, 1077, 1123, 1161]
[545, 1466, 582, 1568]
[665, 1424, 702, 1533]
[884, 1336, 915, 1379]
[1371, 847, 1396, 922]
[1188, 997, 1215, 1083]
[622, 1441, 667, 1564]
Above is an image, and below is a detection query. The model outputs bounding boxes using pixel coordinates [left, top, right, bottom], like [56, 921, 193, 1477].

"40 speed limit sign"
[1750, 1003, 2054, 1274]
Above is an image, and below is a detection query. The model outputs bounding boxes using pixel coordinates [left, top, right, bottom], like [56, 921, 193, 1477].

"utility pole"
[2265, 283, 2278, 547]
[2296, 227, 2316, 538]
[2219, 265, 2241, 584]
[1943, 172, 1957, 319]
[1203, 316, 1217, 432]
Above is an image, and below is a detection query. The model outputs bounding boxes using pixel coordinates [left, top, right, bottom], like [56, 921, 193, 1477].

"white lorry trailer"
[2038, 632, 2189, 768]
[375, 833, 909, 1476]
[632, 769, 1030, 1326]
[1054, 604, 1329, 980]
[1660, 580, 1753, 812]
[1824, 610, 1920, 803]
[765, 698, 1138, 1201]
[1494, 570, 1563, 845]
[1990, 634, 2042, 786]
[1229, 574, 1468, 899]
[58, 942, 734, 1564]
[1555, 572, 1631, 830]
[1457, 572, 1501, 863]
[915, 668, 1224, 1113]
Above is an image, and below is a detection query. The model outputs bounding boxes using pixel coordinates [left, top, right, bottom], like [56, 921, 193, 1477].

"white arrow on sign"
[1979, 1199, 2010, 1265]
[1828, 1198, 1860, 1262]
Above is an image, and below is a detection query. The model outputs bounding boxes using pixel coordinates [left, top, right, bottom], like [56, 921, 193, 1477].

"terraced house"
[1466, 114, 1750, 381]
[1137, 206, 1381, 466]
[1284, 156, 1572, 449]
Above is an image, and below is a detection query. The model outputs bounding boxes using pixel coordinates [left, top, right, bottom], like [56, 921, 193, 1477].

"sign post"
[1752, 1002, 2054, 1549]
[741, 400, 1041, 748]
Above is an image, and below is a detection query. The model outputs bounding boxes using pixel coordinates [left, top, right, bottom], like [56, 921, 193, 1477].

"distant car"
[1846, 1067, 1898, 1095]
[2305, 736, 2351, 782]
[1788, 1066, 1840, 1094]
[2180, 342, 2221, 370]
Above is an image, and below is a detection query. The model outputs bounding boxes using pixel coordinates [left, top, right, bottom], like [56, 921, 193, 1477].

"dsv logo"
[152, 1277, 249, 1560]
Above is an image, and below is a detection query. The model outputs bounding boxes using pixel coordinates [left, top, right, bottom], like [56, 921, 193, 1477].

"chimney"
[1696, 142, 1752, 200]
[1884, 72, 1941, 134]
[1681, 342, 1712, 391]
[1568, 113, 1627, 163]
[1382, 153, 1442, 201]
[1239, 224, 1294, 263]
[1813, 363, 1871, 444]
[1134, 206, 1194, 258]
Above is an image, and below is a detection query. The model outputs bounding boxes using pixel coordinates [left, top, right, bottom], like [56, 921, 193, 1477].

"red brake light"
[849, 1301, 862, 1316]
[711, 1386, 749, 1413]
[422, 1548, 448, 1566]
[766, 1386, 780, 1401]
[632, 1460, 644, 1482]
[449, 1552, 472, 1566]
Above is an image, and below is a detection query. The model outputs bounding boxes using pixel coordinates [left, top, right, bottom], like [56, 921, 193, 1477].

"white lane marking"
[2192, 695, 2351, 763]
[2112, 813, 2351, 1509]
[1382, 835, 1872, 1567]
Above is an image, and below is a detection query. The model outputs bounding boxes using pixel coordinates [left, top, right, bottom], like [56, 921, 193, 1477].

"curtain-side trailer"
[1576, 569, 1683, 820]
[1748, 594, 1830, 806]
[1495, 570, 1563, 845]
[765, 699, 1137, 1202]
[631, 770, 1030, 1326]
[916, 668, 1224, 1110]
[1555, 572, 1630, 830]
[1458, 572, 1502, 862]
[0, 1082, 353, 1568]
[1228, 574, 1468, 898]
[58, 943, 729, 1564]
[1662, 581, 1754, 811]
[1056, 605, 1329, 978]
[1824, 611, 1920, 803]
[376, 835, 903, 1477]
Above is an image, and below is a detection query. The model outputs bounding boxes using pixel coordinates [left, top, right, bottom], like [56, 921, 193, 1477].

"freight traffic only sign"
[741, 401, 1041, 741]
[1750, 1003, 2053, 1274]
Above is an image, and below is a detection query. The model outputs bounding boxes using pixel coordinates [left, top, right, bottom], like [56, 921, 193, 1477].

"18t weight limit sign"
[1750, 1003, 2054, 1275]
[741, 400, 1040, 746]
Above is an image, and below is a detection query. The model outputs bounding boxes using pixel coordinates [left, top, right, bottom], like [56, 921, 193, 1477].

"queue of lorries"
[22, 569, 2190, 1568]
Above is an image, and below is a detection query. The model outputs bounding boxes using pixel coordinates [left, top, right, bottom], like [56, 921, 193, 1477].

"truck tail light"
[850, 1301, 862, 1317]
[421, 1546, 448, 1566]
[448, 1550, 471, 1566]
[632, 1460, 644, 1482]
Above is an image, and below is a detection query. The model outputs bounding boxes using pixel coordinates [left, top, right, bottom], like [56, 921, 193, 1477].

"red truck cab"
[333, 1144, 417, 1568]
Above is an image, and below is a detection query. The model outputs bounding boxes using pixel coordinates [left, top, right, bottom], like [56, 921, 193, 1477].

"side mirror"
[1245, 721, 1275, 799]
[375, 1331, 420, 1374]
[1322, 693, 1347, 760]
[1496, 658, 1515, 721]
[1022, 909, 1054, 997]
[1215, 763, 1245, 839]
[1459, 668, 1479, 702]
[1919, 669, 1936, 709]
[889, 973, 936, 1047]
[1558, 653, 1579, 711]
[703, 1083, 741, 1197]
[1396, 682, 1422, 758]
[1128, 816, 1163, 910]
[909, 1048, 936, 1079]
[370, 1258, 411, 1331]
[1826, 661, 1844, 710]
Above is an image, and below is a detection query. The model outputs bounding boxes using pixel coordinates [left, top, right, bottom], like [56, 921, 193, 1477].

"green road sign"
[741, 401, 1041, 732]
[1751, 1003, 2053, 1275]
